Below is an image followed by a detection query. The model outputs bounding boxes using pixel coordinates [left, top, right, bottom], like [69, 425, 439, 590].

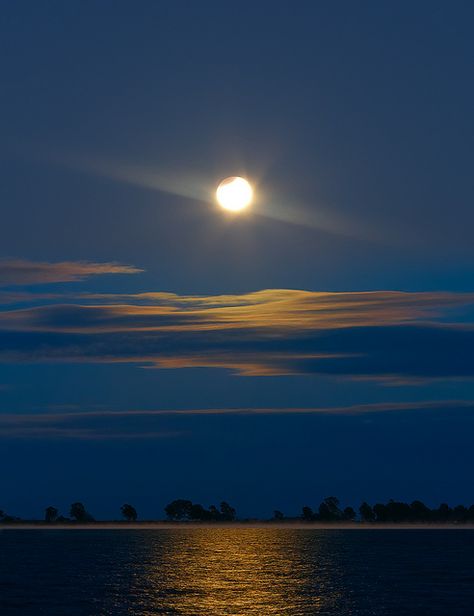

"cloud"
[0, 288, 472, 381]
[0, 400, 471, 439]
[0, 259, 142, 286]
[0, 289, 472, 332]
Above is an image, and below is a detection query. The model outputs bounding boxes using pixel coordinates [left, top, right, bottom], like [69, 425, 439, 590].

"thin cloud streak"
[0, 259, 142, 286]
[6, 399, 474, 418]
[0, 400, 472, 439]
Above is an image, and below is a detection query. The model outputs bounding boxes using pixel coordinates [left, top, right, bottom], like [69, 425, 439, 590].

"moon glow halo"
[216, 177, 253, 212]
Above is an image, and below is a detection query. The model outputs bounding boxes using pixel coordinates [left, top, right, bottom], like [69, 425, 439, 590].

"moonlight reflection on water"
[143, 529, 332, 614]
[1, 529, 473, 615]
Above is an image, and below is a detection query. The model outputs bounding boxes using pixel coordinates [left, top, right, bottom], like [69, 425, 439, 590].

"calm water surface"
[0, 529, 473, 615]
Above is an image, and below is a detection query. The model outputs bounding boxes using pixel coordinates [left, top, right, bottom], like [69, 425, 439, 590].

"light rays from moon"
[44, 149, 373, 240]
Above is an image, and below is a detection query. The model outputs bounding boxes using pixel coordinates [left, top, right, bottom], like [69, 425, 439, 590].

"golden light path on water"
[127, 529, 339, 615]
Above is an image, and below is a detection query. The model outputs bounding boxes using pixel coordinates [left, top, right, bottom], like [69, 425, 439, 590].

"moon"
[216, 177, 253, 212]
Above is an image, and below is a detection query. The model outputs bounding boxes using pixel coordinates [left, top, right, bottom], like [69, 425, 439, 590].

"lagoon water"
[1, 529, 473, 615]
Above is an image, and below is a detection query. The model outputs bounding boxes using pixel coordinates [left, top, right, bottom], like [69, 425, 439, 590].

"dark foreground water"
[1, 529, 473, 615]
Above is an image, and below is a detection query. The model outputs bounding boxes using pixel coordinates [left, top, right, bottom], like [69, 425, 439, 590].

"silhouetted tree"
[382, 500, 411, 522]
[164, 499, 236, 521]
[190, 503, 209, 521]
[208, 505, 220, 521]
[121, 504, 137, 522]
[436, 503, 452, 522]
[45, 506, 59, 523]
[410, 500, 430, 522]
[165, 499, 193, 520]
[359, 502, 375, 522]
[318, 496, 341, 521]
[220, 501, 236, 521]
[302, 506, 314, 521]
[342, 506, 356, 521]
[1, 514, 17, 523]
[0, 510, 17, 523]
[373, 503, 388, 522]
[56, 515, 70, 523]
[70, 502, 93, 522]
[453, 505, 468, 522]
[273, 510, 284, 520]
[318, 502, 332, 520]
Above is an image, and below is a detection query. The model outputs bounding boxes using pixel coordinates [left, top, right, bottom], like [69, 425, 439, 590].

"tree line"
[164, 499, 236, 521]
[299, 497, 474, 523]
[0, 503, 138, 523]
[0, 500, 236, 523]
[2, 497, 474, 523]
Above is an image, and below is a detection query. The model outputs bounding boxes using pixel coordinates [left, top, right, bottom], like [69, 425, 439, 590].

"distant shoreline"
[2, 522, 474, 530]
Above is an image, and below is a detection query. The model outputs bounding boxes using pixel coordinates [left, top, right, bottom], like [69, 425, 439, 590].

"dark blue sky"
[1, 1, 473, 519]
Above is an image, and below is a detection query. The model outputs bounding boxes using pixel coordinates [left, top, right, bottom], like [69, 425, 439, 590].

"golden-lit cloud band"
[0, 289, 472, 332]
[0, 280, 473, 381]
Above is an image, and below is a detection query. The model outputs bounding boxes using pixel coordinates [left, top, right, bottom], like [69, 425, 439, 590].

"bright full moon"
[216, 176, 253, 212]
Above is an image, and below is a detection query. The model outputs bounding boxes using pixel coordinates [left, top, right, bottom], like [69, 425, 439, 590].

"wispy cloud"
[0, 289, 472, 332]
[0, 400, 472, 439]
[0, 288, 472, 381]
[0, 259, 142, 286]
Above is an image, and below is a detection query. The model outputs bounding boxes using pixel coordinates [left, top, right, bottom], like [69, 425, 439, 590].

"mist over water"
[1, 529, 473, 615]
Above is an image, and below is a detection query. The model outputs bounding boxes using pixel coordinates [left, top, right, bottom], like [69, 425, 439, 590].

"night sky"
[1, 1, 474, 519]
